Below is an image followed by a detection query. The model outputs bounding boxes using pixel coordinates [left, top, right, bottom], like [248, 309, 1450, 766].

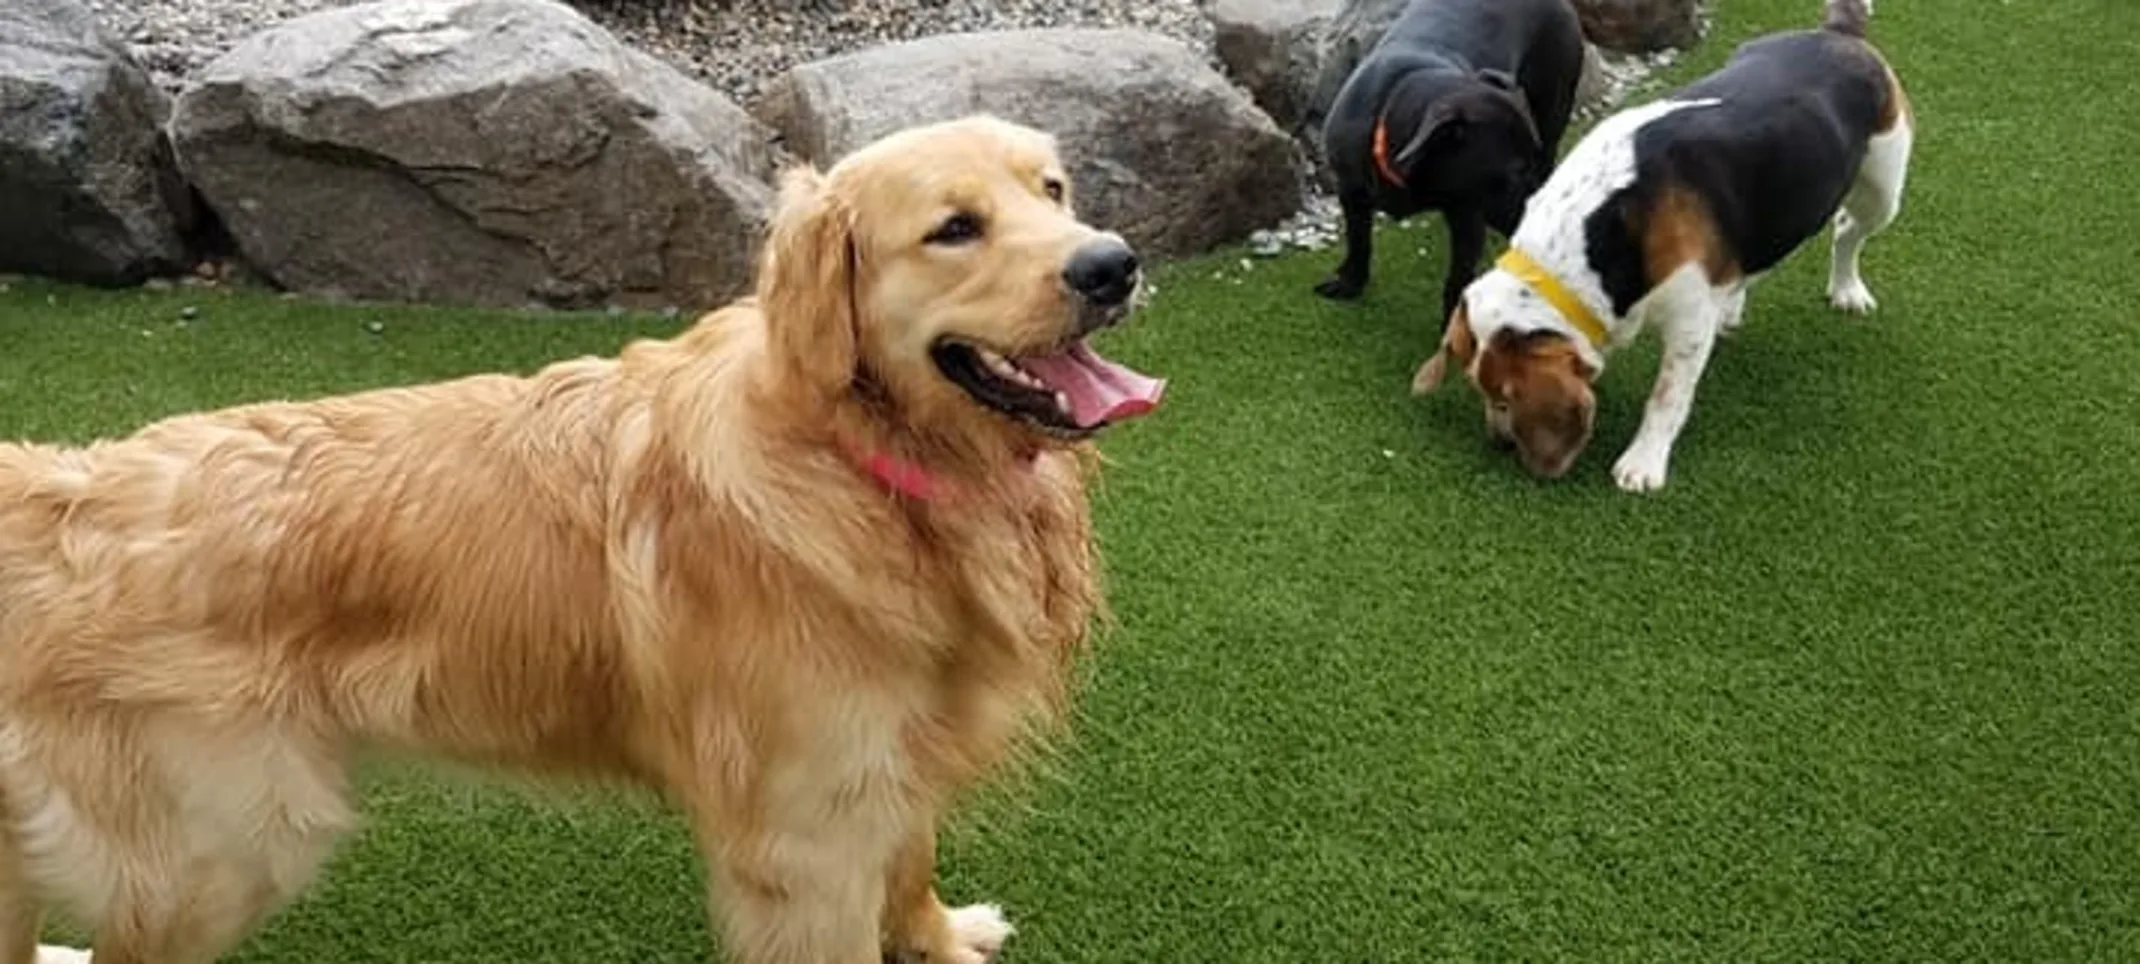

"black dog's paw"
[1314, 275, 1367, 301]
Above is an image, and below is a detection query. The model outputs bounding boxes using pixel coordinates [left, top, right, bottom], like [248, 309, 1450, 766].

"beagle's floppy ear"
[757, 165, 860, 398]
[1411, 302, 1478, 395]
[1497, 327, 1600, 382]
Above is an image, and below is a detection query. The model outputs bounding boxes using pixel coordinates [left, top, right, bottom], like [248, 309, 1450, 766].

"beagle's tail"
[1822, 0, 1871, 36]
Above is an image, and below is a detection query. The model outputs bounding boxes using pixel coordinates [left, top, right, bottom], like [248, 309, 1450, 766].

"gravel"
[84, 0, 1219, 108]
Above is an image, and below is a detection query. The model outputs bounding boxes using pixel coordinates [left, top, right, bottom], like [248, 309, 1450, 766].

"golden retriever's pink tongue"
[1019, 342, 1166, 428]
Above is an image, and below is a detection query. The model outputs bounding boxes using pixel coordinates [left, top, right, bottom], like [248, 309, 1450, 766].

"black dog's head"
[1390, 70, 1544, 234]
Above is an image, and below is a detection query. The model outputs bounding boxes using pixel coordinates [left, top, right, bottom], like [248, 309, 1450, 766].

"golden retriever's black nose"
[1063, 238, 1140, 307]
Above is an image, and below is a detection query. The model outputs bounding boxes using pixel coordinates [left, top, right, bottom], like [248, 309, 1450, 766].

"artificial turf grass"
[5, 0, 2140, 958]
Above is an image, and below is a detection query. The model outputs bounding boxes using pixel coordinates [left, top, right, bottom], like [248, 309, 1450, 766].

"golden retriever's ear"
[757, 165, 858, 396]
[1411, 303, 1477, 395]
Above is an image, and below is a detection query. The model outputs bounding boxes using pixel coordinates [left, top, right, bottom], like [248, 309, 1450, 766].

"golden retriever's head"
[756, 115, 1165, 453]
[1412, 300, 1597, 479]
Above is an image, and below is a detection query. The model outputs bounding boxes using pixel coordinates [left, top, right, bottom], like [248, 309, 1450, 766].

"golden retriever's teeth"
[1054, 392, 1071, 414]
[982, 351, 1049, 391]
[981, 350, 1020, 381]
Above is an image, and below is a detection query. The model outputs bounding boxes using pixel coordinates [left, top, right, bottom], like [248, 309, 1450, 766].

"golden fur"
[0, 114, 1140, 964]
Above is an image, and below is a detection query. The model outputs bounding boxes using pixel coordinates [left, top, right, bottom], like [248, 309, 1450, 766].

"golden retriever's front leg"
[702, 812, 897, 964]
[880, 822, 1011, 964]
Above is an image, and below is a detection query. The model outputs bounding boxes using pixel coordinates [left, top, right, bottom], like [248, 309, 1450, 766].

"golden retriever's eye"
[924, 212, 984, 246]
[1042, 178, 1065, 203]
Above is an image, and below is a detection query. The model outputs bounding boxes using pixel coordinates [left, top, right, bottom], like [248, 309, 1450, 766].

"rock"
[1570, 0, 1703, 54]
[1210, 0, 1344, 138]
[756, 28, 1306, 260]
[0, 0, 196, 285]
[1301, 0, 1409, 140]
[169, 0, 778, 311]
[1575, 36, 1610, 109]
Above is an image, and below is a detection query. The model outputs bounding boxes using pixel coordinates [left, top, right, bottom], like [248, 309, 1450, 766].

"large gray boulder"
[1211, 0, 1344, 139]
[756, 28, 1307, 260]
[0, 0, 196, 285]
[1301, 0, 1410, 140]
[169, 0, 778, 310]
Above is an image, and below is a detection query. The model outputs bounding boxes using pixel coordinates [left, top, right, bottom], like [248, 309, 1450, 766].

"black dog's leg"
[1533, 117, 1566, 185]
[1529, 69, 1577, 181]
[1314, 188, 1376, 301]
[1440, 206, 1488, 323]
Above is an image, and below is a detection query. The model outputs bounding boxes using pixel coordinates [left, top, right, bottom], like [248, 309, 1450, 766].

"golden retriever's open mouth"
[931, 337, 1166, 438]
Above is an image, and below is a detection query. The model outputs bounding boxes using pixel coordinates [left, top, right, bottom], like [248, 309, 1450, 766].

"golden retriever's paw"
[37, 946, 92, 964]
[946, 903, 1014, 963]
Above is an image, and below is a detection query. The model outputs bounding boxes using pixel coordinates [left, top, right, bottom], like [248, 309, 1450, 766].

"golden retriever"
[0, 113, 1164, 964]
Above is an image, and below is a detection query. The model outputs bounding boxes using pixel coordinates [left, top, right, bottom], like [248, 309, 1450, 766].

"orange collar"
[1372, 116, 1407, 188]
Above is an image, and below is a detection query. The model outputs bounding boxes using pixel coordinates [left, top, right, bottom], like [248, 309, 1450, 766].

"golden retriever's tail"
[1822, 0, 1871, 36]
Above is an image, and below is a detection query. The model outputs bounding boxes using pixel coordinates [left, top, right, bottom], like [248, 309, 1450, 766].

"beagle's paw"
[1827, 279, 1878, 314]
[1612, 447, 1671, 493]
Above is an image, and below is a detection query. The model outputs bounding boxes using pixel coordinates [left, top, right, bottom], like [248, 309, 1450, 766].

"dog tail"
[1822, 0, 1872, 36]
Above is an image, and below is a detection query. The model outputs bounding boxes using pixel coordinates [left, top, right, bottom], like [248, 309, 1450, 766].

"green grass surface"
[5, 0, 2139, 959]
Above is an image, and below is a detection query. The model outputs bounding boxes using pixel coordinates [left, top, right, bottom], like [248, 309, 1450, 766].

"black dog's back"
[1328, 0, 1583, 149]
[1368, 0, 1584, 74]
[1314, 0, 1585, 312]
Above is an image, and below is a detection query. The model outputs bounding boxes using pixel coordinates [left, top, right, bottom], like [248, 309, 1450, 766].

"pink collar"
[845, 439, 1043, 503]
[857, 448, 950, 501]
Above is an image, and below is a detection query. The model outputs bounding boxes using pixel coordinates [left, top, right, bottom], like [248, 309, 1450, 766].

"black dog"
[1315, 0, 1585, 318]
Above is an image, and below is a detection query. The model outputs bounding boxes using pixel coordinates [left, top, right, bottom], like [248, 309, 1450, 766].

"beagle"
[1412, 0, 1914, 493]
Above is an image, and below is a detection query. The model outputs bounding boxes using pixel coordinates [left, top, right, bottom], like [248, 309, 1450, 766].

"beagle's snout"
[1062, 237, 1140, 307]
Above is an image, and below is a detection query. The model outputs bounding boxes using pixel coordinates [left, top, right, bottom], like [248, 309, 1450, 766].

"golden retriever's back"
[0, 357, 645, 770]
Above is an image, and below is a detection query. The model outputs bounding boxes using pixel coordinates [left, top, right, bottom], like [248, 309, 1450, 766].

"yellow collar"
[1495, 247, 1608, 349]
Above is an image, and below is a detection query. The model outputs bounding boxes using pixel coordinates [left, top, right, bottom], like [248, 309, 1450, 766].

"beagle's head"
[1411, 283, 1599, 479]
